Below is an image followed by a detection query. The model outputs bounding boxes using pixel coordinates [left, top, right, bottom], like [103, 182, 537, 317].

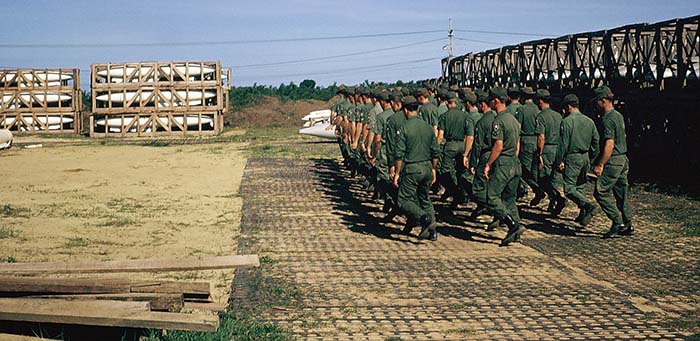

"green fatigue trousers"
[485, 156, 522, 222]
[376, 145, 392, 201]
[472, 152, 491, 206]
[398, 161, 435, 224]
[594, 155, 633, 226]
[537, 145, 562, 200]
[520, 136, 543, 196]
[438, 140, 466, 201]
[562, 153, 593, 209]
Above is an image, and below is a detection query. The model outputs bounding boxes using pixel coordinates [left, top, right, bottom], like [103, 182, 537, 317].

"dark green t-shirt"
[465, 109, 481, 137]
[492, 111, 520, 157]
[374, 108, 394, 140]
[555, 110, 600, 165]
[385, 110, 407, 165]
[535, 108, 563, 145]
[438, 108, 470, 141]
[396, 116, 440, 163]
[517, 102, 539, 136]
[471, 110, 497, 167]
[418, 102, 439, 126]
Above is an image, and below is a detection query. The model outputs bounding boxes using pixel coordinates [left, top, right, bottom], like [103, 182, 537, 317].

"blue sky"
[0, 0, 697, 87]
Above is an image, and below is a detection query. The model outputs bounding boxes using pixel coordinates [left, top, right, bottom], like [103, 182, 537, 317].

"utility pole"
[448, 18, 454, 60]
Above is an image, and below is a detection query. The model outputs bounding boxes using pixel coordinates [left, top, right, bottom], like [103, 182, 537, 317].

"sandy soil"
[0, 138, 246, 303]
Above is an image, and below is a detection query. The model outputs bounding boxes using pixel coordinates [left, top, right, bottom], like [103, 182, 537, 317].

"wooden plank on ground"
[0, 298, 219, 332]
[183, 302, 227, 312]
[130, 280, 210, 298]
[28, 293, 184, 312]
[0, 277, 131, 295]
[0, 255, 260, 275]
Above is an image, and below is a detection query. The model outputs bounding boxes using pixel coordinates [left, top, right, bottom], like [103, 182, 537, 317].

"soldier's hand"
[484, 164, 491, 180]
[594, 164, 604, 176]
[351, 142, 358, 150]
[369, 157, 376, 166]
[389, 166, 395, 178]
[393, 174, 400, 188]
[325, 124, 334, 131]
[431, 168, 437, 185]
[463, 155, 469, 169]
[361, 144, 367, 152]
[538, 156, 544, 170]
[558, 162, 565, 171]
[470, 167, 475, 175]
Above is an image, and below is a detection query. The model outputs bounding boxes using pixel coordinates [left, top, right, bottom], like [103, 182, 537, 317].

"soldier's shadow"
[435, 209, 504, 244]
[520, 210, 599, 237]
[311, 158, 421, 244]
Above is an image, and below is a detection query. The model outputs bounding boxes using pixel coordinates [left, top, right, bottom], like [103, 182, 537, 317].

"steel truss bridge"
[440, 15, 700, 191]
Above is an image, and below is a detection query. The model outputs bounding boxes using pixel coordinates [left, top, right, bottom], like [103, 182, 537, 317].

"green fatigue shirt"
[555, 110, 600, 166]
[600, 109, 628, 157]
[366, 102, 381, 131]
[535, 108, 563, 146]
[470, 110, 497, 167]
[437, 103, 448, 119]
[438, 108, 471, 141]
[492, 111, 520, 157]
[396, 116, 440, 163]
[374, 108, 394, 140]
[337, 99, 352, 118]
[385, 110, 408, 166]
[517, 102, 539, 136]
[330, 98, 344, 116]
[429, 96, 438, 106]
[465, 109, 481, 137]
[418, 102, 439, 127]
[506, 102, 523, 116]
[360, 102, 373, 124]
[347, 102, 359, 122]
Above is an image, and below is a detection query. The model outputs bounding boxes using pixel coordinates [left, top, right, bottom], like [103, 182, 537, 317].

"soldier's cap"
[357, 87, 370, 96]
[400, 87, 410, 96]
[444, 91, 457, 101]
[521, 86, 536, 95]
[436, 88, 449, 100]
[414, 88, 429, 97]
[488, 86, 509, 102]
[370, 89, 381, 98]
[460, 91, 477, 104]
[439, 82, 450, 89]
[592, 85, 614, 101]
[475, 89, 489, 103]
[449, 84, 460, 92]
[563, 94, 579, 106]
[378, 91, 391, 102]
[390, 92, 403, 103]
[402, 95, 419, 108]
[534, 89, 551, 100]
[507, 86, 521, 97]
[346, 86, 356, 95]
[425, 83, 437, 91]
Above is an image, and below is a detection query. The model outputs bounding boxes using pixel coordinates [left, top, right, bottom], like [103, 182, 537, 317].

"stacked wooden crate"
[0, 69, 82, 133]
[90, 61, 230, 137]
[0, 255, 258, 334]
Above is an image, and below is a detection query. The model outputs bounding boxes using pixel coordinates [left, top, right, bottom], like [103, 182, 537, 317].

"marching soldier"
[518, 87, 546, 206]
[460, 90, 481, 206]
[483, 87, 523, 246]
[372, 91, 396, 212]
[416, 88, 439, 136]
[383, 92, 407, 224]
[393, 96, 441, 241]
[436, 91, 468, 210]
[469, 89, 497, 222]
[534, 89, 567, 215]
[591, 86, 634, 238]
[555, 94, 600, 227]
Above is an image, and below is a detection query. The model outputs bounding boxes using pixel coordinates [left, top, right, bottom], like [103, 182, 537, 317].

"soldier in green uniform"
[534, 89, 567, 215]
[460, 90, 481, 206]
[591, 86, 634, 238]
[331, 88, 350, 167]
[372, 91, 395, 212]
[436, 91, 469, 210]
[517, 87, 546, 205]
[469, 89, 497, 222]
[483, 87, 524, 246]
[416, 88, 439, 136]
[383, 92, 407, 223]
[555, 94, 600, 227]
[506, 86, 523, 115]
[393, 96, 441, 241]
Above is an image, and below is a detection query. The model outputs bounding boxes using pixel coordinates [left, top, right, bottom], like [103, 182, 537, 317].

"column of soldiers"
[329, 83, 633, 245]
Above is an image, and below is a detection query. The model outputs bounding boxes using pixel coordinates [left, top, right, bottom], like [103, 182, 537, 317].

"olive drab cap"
[593, 85, 614, 101]
[488, 86, 508, 101]
[534, 89, 551, 100]
[475, 89, 489, 103]
[400, 87, 410, 96]
[402, 95, 419, 107]
[460, 91, 477, 104]
[563, 94, 579, 107]
[358, 87, 370, 96]
[437, 88, 449, 100]
[507, 86, 521, 97]
[414, 88, 429, 98]
[521, 86, 536, 95]
[378, 91, 391, 102]
[444, 91, 457, 101]
[449, 84, 460, 92]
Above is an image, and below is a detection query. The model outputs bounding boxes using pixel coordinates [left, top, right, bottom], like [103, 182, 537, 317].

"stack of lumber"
[0, 255, 259, 333]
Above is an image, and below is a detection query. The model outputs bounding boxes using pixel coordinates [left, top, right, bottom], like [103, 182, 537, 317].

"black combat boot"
[486, 217, 500, 231]
[551, 196, 567, 216]
[418, 215, 435, 240]
[500, 215, 525, 246]
[619, 221, 634, 236]
[602, 223, 624, 239]
[529, 192, 546, 207]
[578, 204, 597, 227]
[470, 205, 487, 220]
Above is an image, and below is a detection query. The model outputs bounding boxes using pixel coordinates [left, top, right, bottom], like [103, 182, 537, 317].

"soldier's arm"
[554, 121, 570, 167]
[596, 139, 614, 169]
[590, 125, 600, 161]
[393, 127, 407, 186]
[437, 129, 445, 145]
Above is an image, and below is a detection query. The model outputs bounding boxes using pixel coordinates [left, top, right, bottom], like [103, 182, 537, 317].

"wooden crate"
[89, 111, 223, 138]
[0, 68, 81, 134]
[90, 61, 228, 137]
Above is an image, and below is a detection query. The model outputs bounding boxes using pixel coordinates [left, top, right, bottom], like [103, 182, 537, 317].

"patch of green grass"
[144, 140, 172, 147]
[0, 256, 17, 263]
[328, 257, 344, 263]
[575, 294, 591, 302]
[259, 255, 276, 266]
[63, 237, 89, 248]
[148, 314, 294, 341]
[0, 226, 19, 239]
[1, 204, 31, 218]
[97, 216, 136, 228]
[449, 303, 464, 310]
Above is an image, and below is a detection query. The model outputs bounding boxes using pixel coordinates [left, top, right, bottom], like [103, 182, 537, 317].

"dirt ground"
[0, 136, 247, 303]
[227, 96, 330, 128]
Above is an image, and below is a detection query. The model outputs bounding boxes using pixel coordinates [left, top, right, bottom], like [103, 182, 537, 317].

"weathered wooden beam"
[0, 255, 259, 275]
[0, 298, 219, 332]
[183, 302, 227, 312]
[27, 293, 184, 312]
[0, 277, 211, 298]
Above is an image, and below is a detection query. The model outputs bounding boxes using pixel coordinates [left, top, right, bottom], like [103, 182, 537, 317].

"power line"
[454, 37, 508, 45]
[454, 29, 550, 37]
[234, 38, 444, 68]
[0, 30, 444, 49]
